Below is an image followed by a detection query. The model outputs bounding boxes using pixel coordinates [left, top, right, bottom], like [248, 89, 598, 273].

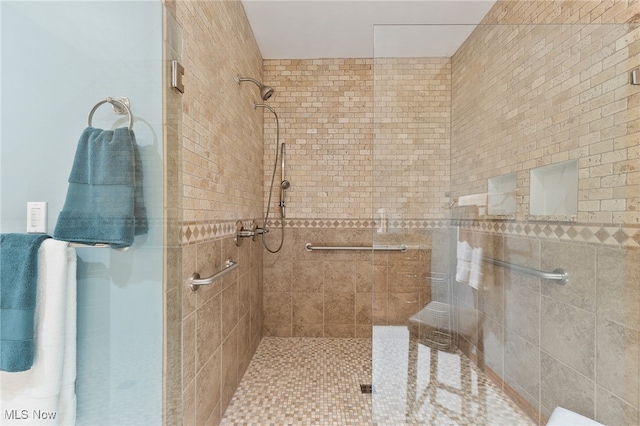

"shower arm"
[238, 76, 261, 86]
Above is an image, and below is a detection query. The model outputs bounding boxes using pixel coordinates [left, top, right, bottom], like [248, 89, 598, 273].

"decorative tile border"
[182, 217, 640, 249]
[456, 219, 640, 249]
[267, 219, 377, 229]
[265, 218, 451, 230]
[181, 219, 256, 245]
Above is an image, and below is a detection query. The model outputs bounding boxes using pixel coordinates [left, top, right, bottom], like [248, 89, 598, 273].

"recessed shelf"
[530, 160, 577, 217]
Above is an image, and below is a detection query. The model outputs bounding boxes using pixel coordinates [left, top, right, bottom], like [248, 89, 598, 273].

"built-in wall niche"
[487, 173, 517, 216]
[529, 160, 578, 218]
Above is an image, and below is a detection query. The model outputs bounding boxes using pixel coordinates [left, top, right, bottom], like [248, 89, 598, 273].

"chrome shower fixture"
[279, 143, 290, 218]
[237, 75, 274, 100]
[254, 102, 286, 253]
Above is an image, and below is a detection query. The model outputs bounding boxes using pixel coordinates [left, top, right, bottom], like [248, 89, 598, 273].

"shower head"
[237, 75, 274, 101]
[281, 180, 290, 190]
[261, 85, 275, 101]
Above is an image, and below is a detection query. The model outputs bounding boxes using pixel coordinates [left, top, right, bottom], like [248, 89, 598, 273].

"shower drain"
[360, 384, 374, 394]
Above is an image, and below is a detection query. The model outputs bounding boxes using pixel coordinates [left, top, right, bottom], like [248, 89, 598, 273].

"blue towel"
[0, 233, 50, 372]
[53, 127, 147, 249]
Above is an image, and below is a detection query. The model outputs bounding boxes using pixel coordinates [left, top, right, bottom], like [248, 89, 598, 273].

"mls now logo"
[4, 409, 57, 421]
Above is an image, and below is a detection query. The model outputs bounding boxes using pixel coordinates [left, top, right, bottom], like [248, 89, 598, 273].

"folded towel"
[53, 127, 147, 249]
[0, 239, 77, 425]
[546, 407, 603, 426]
[457, 193, 487, 207]
[469, 247, 483, 289]
[455, 240, 472, 283]
[0, 233, 51, 372]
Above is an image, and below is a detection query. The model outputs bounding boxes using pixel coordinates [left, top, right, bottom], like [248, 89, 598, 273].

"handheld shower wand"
[280, 143, 290, 218]
[254, 103, 285, 253]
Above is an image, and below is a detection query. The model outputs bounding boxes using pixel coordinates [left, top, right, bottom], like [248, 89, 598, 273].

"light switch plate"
[26, 202, 47, 233]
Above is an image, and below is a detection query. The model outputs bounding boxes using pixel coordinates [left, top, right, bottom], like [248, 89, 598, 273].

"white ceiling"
[240, 0, 498, 59]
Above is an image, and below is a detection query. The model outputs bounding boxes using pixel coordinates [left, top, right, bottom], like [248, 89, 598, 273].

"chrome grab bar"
[188, 259, 239, 291]
[481, 256, 568, 285]
[305, 243, 407, 252]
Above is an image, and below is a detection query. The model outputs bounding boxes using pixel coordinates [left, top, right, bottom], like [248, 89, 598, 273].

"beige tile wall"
[451, 1, 640, 425]
[177, 2, 264, 224]
[262, 59, 373, 220]
[262, 57, 452, 221]
[262, 227, 432, 337]
[481, 0, 640, 26]
[169, 1, 265, 424]
[261, 58, 451, 338]
[455, 226, 640, 425]
[374, 58, 451, 220]
[181, 235, 263, 425]
[452, 21, 640, 224]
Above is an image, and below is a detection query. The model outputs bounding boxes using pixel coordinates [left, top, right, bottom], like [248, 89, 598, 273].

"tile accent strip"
[182, 217, 640, 249]
[455, 219, 640, 249]
[181, 219, 256, 245]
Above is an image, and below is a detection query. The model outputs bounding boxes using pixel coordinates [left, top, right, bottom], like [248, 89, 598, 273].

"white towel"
[455, 240, 472, 283]
[457, 193, 488, 207]
[0, 239, 77, 425]
[469, 247, 483, 289]
[546, 407, 603, 426]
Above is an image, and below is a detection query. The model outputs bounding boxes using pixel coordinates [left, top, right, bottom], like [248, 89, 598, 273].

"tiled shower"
[169, 0, 640, 424]
[5, 0, 636, 425]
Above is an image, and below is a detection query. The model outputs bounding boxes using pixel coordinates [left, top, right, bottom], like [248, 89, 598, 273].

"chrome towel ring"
[87, 97, 134, 131]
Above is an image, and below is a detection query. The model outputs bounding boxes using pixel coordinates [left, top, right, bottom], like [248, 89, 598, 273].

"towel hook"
[87, 97, 134, 131]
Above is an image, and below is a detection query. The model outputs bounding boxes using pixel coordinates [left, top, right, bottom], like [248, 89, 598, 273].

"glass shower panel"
[373, 22, 640, 425]
[1, 1, 164, 424]
[372, 24, 458, 424]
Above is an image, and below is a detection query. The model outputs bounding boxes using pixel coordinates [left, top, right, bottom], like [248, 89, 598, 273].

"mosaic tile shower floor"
[221, 331, 534, 425]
